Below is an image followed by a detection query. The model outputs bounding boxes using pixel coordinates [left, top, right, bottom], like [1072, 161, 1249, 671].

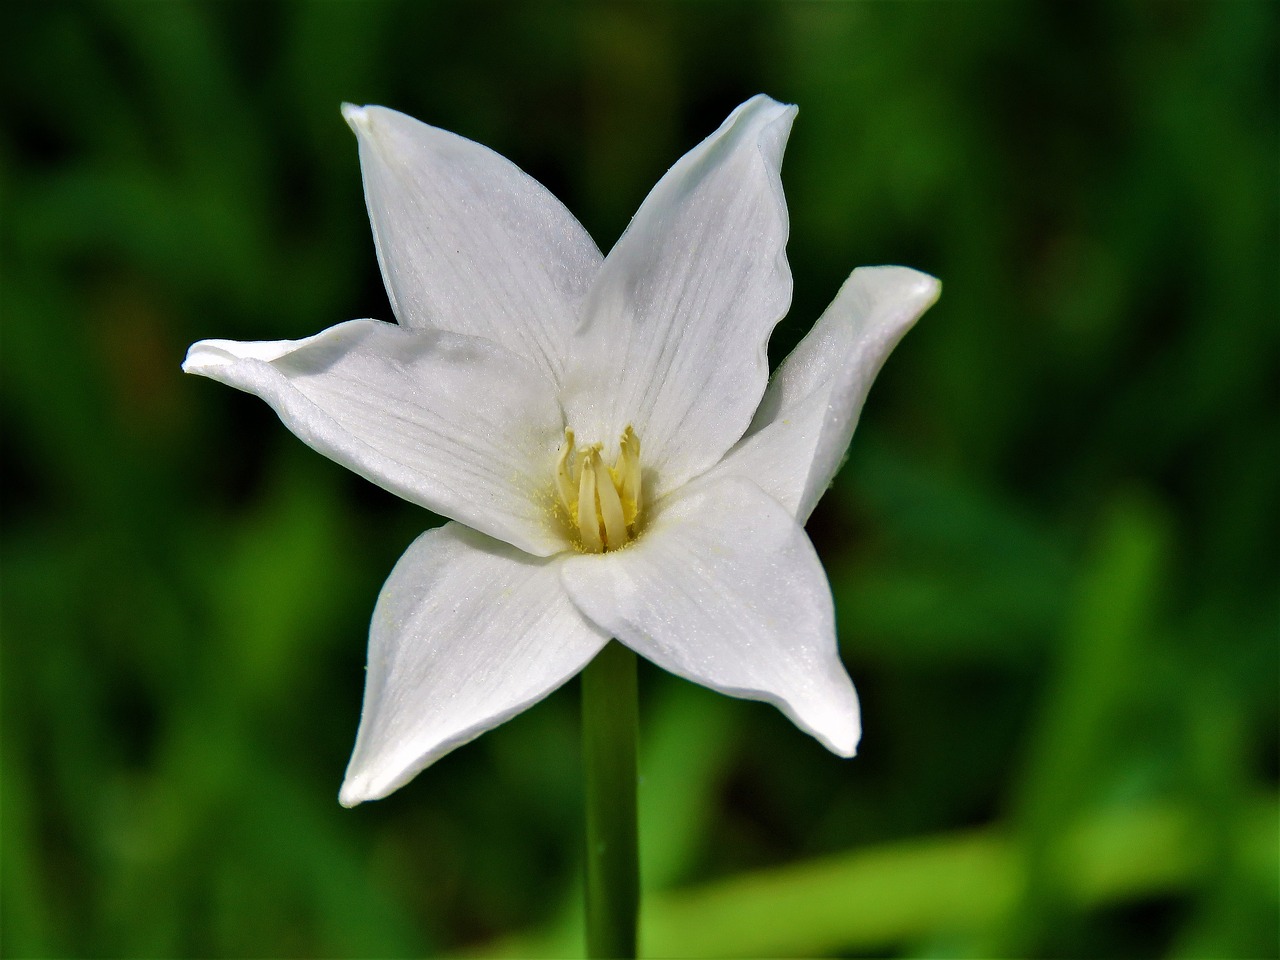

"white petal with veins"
[340, 523, 608, 806]
[706, 266, 940, 522]
[561, 476, 860, 756]
[184, 319, 567, 556]
[344, 104, 603, 386]
[562, 95, 796, 496]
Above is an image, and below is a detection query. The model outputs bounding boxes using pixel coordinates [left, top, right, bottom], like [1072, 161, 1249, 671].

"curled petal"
[560, 477, 860, 756]
[343, 104, 603, 385]
[341, 524, 608, 805]
[706, 266, 940, 522]
[183, 320, 567, 556]
[562, 95, 796, 494]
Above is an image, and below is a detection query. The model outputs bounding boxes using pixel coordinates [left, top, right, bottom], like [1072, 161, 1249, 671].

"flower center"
[555, 426, 642, 552]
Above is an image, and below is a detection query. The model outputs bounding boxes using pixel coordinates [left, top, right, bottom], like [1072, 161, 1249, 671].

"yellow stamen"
[576, 444, 604, 552]
[594, 448, 628, 548]
[555, 425, 644, 553]
[555, 428, 577, 512]
[612, 425, 642, 527]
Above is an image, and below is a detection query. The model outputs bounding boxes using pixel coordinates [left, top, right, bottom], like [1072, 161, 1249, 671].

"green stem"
[581, 641, 640, 959]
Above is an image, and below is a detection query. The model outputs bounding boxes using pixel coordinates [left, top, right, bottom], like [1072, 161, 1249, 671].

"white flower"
[183, 95, 940, 806]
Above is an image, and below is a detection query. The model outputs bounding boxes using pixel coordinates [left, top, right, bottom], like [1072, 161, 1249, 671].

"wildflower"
[184, 96, 940, 805]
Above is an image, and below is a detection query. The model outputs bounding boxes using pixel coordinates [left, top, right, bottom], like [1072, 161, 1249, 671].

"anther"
[594, 448, 628, 548]
[555, 428, 577, 512]
[576, 445, 604, 552]
[613, 425, 642, 527]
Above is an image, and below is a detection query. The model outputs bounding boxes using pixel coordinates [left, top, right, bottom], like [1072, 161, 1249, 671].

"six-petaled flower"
[183, 95, 940, 806]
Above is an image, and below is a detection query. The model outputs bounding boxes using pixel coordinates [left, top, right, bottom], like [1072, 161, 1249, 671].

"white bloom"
[183, 95, 940, 806]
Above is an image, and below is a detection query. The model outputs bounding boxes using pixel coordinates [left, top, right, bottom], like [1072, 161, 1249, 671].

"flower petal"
[342, 104, 603, 385]
[340, 523, 608, 805]
[561, 95, 796, 493]
[704, 266, 940, 523]
[560, 477, 859, 756]
[183, 319, 567, 556]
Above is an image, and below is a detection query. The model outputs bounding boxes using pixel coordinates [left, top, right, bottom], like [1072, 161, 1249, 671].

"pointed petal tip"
[906, 268, 942, 306]
[180, 337, 297, 376]
[338, 775, 373, 808]
[816, 715, 861, 759]
[341, 102, 372, 134]
[338, 748, 409, 808]
[181, 339, 227, 375]
[339, 762, 404, 807]
[740, 93, 797, 140]
[838, 727, 862, 758]
[797, 676, 861, 758]
[743, 92, 797, 116]
[856, 264, 942, 307]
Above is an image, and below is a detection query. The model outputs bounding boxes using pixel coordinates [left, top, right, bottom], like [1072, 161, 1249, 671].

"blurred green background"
[2, 2, 1277, 957]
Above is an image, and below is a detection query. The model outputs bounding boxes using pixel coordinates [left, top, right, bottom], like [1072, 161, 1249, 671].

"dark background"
[2, 2, 1276, 957]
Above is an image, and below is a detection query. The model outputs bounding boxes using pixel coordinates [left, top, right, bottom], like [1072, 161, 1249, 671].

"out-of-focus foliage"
[2, 2, 1276, 957]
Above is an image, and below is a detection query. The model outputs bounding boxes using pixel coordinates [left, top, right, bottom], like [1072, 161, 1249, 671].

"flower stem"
[581, 641, 639, 958]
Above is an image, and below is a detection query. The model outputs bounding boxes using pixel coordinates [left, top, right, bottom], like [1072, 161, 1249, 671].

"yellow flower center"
[555, 426, 642, 552]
